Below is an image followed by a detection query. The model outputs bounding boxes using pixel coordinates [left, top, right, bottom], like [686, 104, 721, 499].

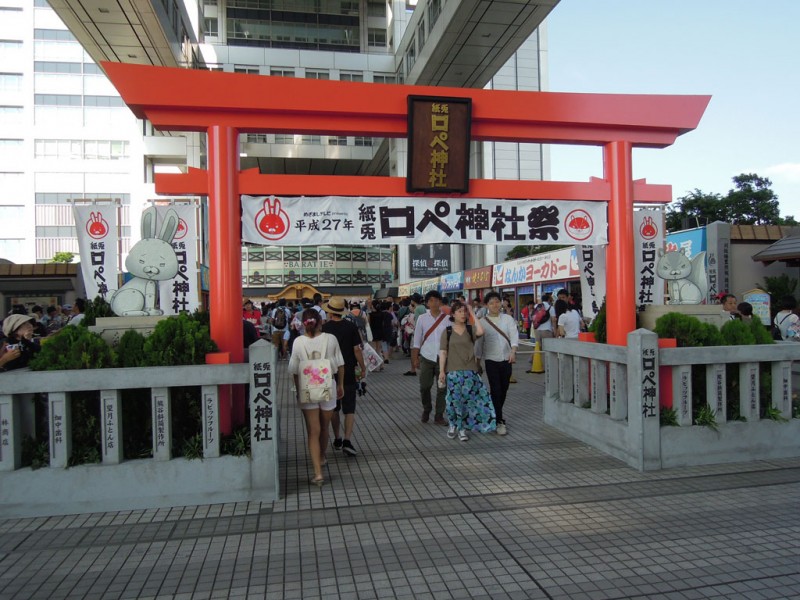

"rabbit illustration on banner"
[255, 196, 289, 241]
[110, 206, 180, 316]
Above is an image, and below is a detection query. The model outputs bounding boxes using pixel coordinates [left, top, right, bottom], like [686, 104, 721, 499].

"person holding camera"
[322, 297, 366, 457]
[1, 314, 41, 371]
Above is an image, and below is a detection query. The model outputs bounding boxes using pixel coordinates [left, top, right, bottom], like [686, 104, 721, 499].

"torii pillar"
[102, 62, 710, 431]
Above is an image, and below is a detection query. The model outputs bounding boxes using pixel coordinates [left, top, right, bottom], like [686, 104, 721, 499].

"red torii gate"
[103, 62, 709, 428]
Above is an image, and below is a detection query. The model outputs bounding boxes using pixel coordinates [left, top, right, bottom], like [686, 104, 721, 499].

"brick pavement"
[1, 350, 799, 599]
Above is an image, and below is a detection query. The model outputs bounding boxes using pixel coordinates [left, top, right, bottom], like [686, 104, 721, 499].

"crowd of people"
[0, 300, 87, 372]
[245, 289, 587, 486]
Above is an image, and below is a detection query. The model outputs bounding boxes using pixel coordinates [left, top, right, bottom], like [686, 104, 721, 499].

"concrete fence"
[0, 340, 280, 517]
[543, 330, 800, 471]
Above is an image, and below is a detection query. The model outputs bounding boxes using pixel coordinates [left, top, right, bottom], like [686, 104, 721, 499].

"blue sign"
[666, 227, 706, 259]
[440, 272, 464, 292]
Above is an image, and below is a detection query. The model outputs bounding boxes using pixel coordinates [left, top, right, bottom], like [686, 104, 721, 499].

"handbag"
[362, 342, 384, 372]
[298, 336, 333, 404]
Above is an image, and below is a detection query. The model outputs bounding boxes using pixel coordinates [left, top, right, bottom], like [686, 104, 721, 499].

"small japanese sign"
[407, 96, 471, 193]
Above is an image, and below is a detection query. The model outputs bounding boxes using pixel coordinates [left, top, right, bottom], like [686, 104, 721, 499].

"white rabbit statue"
[111, 206, 180, 316]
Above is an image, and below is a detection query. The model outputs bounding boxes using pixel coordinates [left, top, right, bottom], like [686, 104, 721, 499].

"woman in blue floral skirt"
[437, 300, 497, 441]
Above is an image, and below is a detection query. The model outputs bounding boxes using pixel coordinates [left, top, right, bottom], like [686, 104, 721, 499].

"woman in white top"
[288, 308, 345, 486]
[556, 299, 582, 339]
[475, 291, 519, 436]
[774, 296, 800, 340]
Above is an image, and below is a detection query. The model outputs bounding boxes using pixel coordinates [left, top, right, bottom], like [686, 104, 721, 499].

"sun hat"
[326, 296, 346, 316]
[3, 314, 35, 337]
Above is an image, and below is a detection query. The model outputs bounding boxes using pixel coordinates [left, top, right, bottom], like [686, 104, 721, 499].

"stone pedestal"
[90, 316, 170, 347]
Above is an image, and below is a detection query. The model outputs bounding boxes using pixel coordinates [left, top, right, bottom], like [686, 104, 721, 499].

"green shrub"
[116, 329, 147, 368]
[654, 313, 721, 347]
[29, 326, 115, 371]
[720, 319, 756, 346]
[748, 315, 774, 345]
[141, 313, 217, 366]
[82, 296, 115, 327]
[589, 301, 606, 343]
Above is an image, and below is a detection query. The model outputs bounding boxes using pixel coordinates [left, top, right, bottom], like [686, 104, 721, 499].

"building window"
[373, 73, 396, 84]
[204, 17, 218, 37]
[270, 68, 295, 77]
[34, 61, 82, 74]
[368, 28, 386, 48]
[354, 137, 373, 147]
[234, 64, 259, 74]
[339, 72, 363, 82]
[417, 19, 425, 51]
[274, 134, 294, 144]
[83, 63, 103, 74]
[33, 29, 75, 42]
[247, 133, 269, 143]
[84, 96, 125, 107]
[301, 135, 321, 144]
[328, 136, 347, 146]
[367, 1, 386, 17]
[305, 70, 329, 80]
[428, 0, 442, 31]
[405, 40, 416, 72]
[0, 73, 22, 92]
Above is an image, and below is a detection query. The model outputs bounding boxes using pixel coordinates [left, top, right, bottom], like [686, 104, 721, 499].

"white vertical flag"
[72, 204, 119, 300]
[577, 244, 607, 320]
[156, 204, 201, 314]
[633, 209, 665, 309]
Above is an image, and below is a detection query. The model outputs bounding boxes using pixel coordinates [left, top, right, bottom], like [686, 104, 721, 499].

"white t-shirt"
[774, 310, 799, 340]
[288, 333, 344, 410]
[557, 310, 582, 339]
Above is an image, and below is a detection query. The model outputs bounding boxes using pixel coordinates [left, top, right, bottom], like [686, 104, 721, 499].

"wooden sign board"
[406, 96, 471, 193]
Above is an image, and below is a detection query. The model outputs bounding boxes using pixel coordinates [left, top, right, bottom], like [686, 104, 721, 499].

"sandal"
[310, 476, 324, 487]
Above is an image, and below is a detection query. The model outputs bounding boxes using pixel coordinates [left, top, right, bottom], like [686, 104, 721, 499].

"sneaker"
[447, 425, 456, 439]
[333, 438, 343, 450]
[342, 440, 358, 456]
[458, 429, 469, 442]
[496, 423, 507, 436]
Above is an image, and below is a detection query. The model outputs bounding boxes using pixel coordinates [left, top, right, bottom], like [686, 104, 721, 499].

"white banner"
[156, 204, 201, 314]
[241, 195, 608, 246]
[577, 209, 665, 319]
[577, 245, 606, 319]
[72, 204, 118, 301]
[634, 209, 665, 309]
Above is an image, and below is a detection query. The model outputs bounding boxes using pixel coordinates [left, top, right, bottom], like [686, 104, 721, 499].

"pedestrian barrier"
[0, 340, 280, 517]
[543, 330, 800, 470]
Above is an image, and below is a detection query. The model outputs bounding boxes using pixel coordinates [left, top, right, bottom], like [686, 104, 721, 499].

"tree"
[51, 252, 75, 263]
[725, 173, 795, 225]
[665, 189, 725, 232]
[666, 173, 798, 232]
[504, 244, 569, 260]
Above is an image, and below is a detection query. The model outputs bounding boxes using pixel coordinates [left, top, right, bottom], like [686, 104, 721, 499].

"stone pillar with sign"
[152, 387, 172, 461]
[101, 389, 124, 465]
[249, 339, 279, 500]
[49, 392, 72, 468]
[0, 394, 21, 471]
[626, 329, 661, 471]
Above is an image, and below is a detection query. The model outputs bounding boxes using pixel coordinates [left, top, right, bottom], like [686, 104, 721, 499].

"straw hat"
[325, 296, 346, 316]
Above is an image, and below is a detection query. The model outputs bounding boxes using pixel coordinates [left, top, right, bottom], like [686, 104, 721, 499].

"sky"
[543, 0, 800, 219]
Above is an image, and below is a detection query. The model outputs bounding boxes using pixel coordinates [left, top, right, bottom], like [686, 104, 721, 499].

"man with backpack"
[270, 299, 291, 359]
[532, 292, 556, 349]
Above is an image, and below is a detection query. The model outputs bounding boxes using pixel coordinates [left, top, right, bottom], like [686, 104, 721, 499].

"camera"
[5, 344, 19, 351]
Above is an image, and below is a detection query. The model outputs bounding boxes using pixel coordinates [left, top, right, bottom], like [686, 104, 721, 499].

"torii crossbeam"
[102, 61, 709, 430]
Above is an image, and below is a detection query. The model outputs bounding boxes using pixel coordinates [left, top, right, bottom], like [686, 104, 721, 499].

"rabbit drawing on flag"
[110, 207, 180, 316]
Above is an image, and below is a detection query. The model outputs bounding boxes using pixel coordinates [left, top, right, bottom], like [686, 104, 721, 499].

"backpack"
[772, 313, 790, 341]
[273, 307, 287, 329]
[532, 304, 550, 329]
[297, 336, 333, 404]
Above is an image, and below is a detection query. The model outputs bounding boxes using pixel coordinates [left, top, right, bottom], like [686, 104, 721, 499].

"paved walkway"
[1, 352, 799, 599]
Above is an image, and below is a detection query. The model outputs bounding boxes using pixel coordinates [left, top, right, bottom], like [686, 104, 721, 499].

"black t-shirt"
[322, 319, 361, 384]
